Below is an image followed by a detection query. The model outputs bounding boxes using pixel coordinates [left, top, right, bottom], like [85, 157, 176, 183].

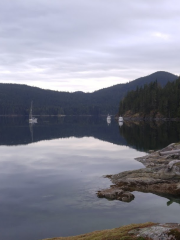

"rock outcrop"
[97, 142, 180, 202]
[128, 223, 180, 240]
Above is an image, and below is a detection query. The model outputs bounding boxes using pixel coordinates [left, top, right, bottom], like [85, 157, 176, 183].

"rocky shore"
[43, 143, 180, 240]
[121, 110, 180, 121]
[97, 142, 180, 202]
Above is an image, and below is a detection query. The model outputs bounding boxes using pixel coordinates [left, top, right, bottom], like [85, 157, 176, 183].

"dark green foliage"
[0, 71, 177, 116]
[119, 76, 180, 118]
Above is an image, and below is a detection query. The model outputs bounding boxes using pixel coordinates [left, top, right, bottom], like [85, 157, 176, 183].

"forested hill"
[0, 71, 177, 116]
[119, 76, 180, 119]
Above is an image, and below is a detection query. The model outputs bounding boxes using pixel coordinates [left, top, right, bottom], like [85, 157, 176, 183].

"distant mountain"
[0, 71, 178, 115]
[92, 71, 177, 114]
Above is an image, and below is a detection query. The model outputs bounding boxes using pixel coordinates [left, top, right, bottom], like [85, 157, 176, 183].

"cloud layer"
[0, 0, 179, 92]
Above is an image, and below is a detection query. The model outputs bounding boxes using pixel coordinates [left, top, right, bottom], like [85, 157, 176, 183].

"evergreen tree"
[119, 77, 180, 118]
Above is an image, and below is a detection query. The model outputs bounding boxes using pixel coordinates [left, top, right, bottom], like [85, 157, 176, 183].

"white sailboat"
[29, 101, 37, 123]
[107, 114, 111, 125]
[119, 116, 123, 122]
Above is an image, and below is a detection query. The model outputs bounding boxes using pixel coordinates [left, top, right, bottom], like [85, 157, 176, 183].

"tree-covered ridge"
[119, 76, 180, 118]
[0, 71, 177, 116]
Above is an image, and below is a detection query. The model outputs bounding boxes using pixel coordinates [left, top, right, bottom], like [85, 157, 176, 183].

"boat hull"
[29, 118, 38, 123]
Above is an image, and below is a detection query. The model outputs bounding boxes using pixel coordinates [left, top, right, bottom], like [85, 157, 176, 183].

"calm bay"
[0, 116, 180, 240]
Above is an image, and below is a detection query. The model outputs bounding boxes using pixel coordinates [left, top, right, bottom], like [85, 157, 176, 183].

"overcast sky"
[0, 0, 179, 92]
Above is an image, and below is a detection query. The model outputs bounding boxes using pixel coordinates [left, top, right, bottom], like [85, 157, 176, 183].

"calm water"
[0, 116, 180, 240]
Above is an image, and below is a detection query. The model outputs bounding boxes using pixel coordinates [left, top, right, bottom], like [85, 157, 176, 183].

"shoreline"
[43, 143, 180, 240]
[97, 142, 180, 202]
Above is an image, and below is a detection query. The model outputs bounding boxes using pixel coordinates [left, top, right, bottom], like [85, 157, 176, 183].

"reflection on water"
[0, 116, 180, 240]
[119, 121, 123, 127]
[0, 116, 127, 147]
[119, 120, 180, 151]
[0, 116, 180, 152]
[29, 123, 35, 142]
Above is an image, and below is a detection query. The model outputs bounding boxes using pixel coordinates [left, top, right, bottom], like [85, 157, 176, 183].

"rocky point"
[97, 142, 180, 203]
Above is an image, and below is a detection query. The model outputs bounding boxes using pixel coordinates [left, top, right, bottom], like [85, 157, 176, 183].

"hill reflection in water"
[119, 120, 180, 151]
[0, 116, 180, 151]
[0, 116, 180, 240]
[0, 116, 126, 146]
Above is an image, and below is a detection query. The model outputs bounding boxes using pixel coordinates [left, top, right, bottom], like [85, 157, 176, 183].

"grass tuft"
[43, 222, 155, 240]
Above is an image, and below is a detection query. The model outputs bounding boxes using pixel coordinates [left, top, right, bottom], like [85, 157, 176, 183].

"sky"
[0, 0, 179, 92]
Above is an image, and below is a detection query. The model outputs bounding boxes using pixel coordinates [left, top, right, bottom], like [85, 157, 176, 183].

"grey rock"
[128, 223, 180, 240]
[97, 143, 180, 201]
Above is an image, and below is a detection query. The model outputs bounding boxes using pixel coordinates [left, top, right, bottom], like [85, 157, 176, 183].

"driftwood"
[159, 149, 180, 156]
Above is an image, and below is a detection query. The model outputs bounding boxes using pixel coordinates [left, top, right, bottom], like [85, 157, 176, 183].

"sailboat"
[119, 116, 123, 122]
[107, 114, 111, 125]
[29, 101, 37, 123]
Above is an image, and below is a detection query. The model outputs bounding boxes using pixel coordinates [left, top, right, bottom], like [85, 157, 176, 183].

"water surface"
[0, 116, 180, 240]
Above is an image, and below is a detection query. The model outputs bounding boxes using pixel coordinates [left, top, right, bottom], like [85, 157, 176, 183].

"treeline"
[0, 71, 177, 116]
[119, 77, 180, 118]
[0, 84, 112, 115]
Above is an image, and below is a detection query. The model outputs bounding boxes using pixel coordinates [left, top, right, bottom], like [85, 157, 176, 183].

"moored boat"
[119, 116, 123, 122]
[107, 114, 111, 125]
[29, 101, 38, 123]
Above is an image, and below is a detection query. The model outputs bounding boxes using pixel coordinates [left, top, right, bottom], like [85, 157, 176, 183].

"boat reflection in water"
[119, 121, 123, 127]
[29, 122, 34, 142]
[119, 116, 123, 122]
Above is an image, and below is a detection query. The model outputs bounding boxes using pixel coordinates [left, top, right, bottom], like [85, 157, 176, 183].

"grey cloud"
[0, 0, 179, 91]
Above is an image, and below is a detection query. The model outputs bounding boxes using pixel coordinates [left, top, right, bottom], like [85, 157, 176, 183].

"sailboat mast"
[29, 101, 33, 119]
[29, 100, 37, 123]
